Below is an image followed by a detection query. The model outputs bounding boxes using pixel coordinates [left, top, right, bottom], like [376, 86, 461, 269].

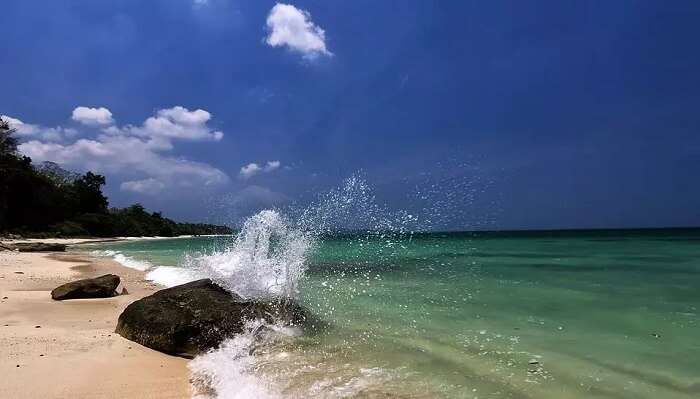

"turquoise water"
[86, 229, 700, 398]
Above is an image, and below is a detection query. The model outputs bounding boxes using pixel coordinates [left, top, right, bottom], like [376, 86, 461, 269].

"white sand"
[0, 245, 190, 398]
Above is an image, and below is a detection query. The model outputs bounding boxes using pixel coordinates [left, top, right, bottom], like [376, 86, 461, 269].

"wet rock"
[51, 274, 120, 300]
[115, 279, 311, 358]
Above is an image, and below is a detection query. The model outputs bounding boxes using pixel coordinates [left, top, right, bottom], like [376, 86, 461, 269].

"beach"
[0, 240, 190, 399]
[3, 228, 700, 399]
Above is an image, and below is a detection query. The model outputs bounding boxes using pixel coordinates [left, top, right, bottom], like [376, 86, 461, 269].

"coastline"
[0, 242, 190, 398]
[1, 234, 232, 245]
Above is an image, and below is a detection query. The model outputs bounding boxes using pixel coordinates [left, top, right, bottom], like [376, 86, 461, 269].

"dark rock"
[115, 279, 311, 358]
[0, 243, 15, 251]
[6, 242, 67, 252]
[51, 274, 120, 300]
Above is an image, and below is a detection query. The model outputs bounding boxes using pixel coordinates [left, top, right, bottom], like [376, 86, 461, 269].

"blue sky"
[1, 1, 699, 230]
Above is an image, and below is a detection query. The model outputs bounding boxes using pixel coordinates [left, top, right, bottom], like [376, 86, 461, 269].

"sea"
[80, 180, 700, 399]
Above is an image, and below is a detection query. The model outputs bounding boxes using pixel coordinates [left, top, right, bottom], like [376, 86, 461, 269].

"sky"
[1, 0, 699, 230]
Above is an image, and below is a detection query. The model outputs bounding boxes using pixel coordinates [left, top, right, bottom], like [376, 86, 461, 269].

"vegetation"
[0, 117, 232, 237]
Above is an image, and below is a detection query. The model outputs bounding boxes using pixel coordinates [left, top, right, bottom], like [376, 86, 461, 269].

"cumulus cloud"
[239, 160, 282, 179]
[265, 3, 331, 59]
[121, 178, 167, 195]
[239, 163, 262, 179]
[2, 115, 77, 142]
[264, 160, 281, 172]
[71, 106, 114, 126]
[16, 106, 229, 196]
[111, 106, 224, 147]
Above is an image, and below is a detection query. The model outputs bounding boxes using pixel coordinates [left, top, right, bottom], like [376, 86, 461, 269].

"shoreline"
[0, 242, 191, 398]
[1, 233, 233, 246]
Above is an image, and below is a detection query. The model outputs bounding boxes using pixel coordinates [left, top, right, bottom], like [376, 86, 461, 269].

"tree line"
[0, 116, 232, 237]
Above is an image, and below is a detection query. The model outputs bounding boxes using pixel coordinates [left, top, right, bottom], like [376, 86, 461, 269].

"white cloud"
[121, 178, 167, 195]
[72, 106, 114, 126]
[116, 106, 224, 145]
[2, 115, 77, 142]
[265, 3, 332, 59]
[2, 115, 39, 136]
[239, 160, 282, 179]
[240, 163, 262, 179]
[264, 160, 281, 172]
[16, 106, 229, 195]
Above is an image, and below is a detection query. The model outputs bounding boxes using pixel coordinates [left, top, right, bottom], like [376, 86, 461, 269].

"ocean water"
[85, 227, 700, 399]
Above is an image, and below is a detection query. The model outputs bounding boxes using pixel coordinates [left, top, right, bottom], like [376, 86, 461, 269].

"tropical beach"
[3, 226, 699, 399]
[2, 1, 700, 398]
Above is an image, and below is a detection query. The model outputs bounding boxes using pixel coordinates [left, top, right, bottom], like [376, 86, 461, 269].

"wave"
[91, 250, 153, 271]
[145, 266, 205, 287]
[189, 320, 294, 399]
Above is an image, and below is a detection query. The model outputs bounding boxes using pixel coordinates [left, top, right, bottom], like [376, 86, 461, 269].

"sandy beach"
[0, 241, 190, 399]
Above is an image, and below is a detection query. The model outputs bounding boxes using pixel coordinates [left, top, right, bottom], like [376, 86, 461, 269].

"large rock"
[51, 274, 121, 300]
[115, 279, 310, 358]
[7, 242, 67, 252]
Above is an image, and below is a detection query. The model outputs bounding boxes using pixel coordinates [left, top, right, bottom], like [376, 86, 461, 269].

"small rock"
[651, 333, 661, 338]
[528, 360, 539, 365]
[51, 274, 121, 300]
[8, 242, 67, 252]
[34, 325, 41, 328]
[14, 271, 24, 274]
[2, 296, 8, 299]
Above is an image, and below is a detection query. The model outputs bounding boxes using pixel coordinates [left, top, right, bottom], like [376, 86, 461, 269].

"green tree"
[0, 117, 18, 157]
[71, 172, 109, 214]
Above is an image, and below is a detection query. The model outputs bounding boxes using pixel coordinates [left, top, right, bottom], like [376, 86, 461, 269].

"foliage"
[0, 116, 232, 237]
[0, 117, 18, 156]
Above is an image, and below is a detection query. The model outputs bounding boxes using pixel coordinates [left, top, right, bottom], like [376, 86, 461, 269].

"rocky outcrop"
[115, 279, 311, 358]
[1, 242, 67, 252]
[51, 274, 121, 300]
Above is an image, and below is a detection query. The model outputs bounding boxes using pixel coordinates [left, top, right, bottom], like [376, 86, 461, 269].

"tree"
[71, 172, 109, 214]
[0, 117, 18, 157]
[36, 161, 80, 187]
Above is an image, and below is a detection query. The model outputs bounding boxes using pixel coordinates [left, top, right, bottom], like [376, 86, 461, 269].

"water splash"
[183, 174, 477, 398]
[184, 210, 313, 299]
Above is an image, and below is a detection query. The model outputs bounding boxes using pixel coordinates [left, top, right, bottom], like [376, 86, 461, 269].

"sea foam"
[91, 250, 153, 271]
